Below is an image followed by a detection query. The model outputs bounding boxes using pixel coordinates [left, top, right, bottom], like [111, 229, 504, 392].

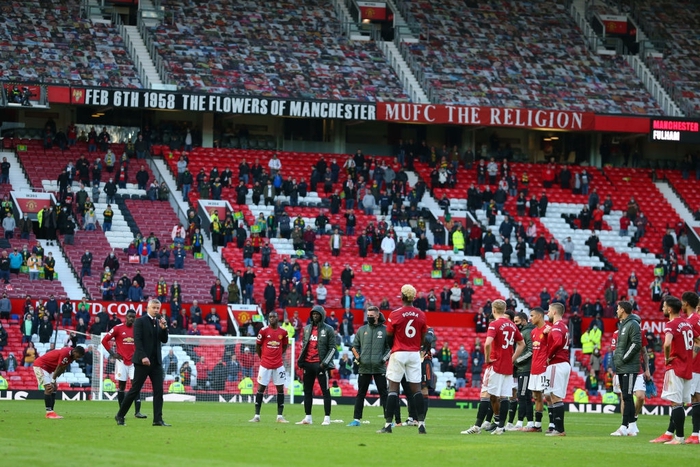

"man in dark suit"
[115, 299, 170, 426]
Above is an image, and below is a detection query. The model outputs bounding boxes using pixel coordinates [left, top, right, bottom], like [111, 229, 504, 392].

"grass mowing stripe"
[2, 401, 696, 466]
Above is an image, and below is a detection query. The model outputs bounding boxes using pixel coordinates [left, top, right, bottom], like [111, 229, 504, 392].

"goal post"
[91, 334, 297, 404]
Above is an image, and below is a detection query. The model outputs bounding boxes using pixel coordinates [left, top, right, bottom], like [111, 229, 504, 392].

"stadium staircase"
[118, 24, 168, 90]
[3, 151, 84, 300]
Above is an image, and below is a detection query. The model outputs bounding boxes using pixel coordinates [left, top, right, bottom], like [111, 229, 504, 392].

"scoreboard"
[650, 118, 700, 143]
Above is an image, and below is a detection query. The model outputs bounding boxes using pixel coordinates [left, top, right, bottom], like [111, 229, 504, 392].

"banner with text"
[375, 103, 596, 131]
[69, 88, 376, 121]
[39, 84, 649, 132]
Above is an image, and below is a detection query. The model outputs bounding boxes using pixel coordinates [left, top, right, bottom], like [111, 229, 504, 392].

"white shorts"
[34, 367, 52, 388]
[257, 365, 286, 387]
[612, 374, 646, 394]
[544, 362, 571, 399]
[482, 366, 513, 398]
[115, 360, 135, 382]
[690, 373, 700, 396]
[662, 370, 692, 405]
[386, 351, 422, 384]
[528, 372, 548, 392]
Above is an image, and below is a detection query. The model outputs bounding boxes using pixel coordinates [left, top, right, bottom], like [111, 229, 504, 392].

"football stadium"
[2, 0, 700, 464]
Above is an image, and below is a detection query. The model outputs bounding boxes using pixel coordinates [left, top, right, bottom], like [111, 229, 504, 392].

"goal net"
[90, 334, 297, 404]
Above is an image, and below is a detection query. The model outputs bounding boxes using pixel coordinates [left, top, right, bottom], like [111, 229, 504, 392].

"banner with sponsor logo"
[375, 102, 595, 131]
[357, 1, 387, 21]
[598, 14, 628, 34]
[10, 192, 55, 219]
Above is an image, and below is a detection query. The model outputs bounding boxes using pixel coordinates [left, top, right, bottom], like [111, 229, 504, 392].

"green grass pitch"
[2, 400, 697, 466]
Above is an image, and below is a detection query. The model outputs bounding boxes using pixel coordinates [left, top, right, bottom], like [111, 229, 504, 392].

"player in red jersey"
[544, 302, 571, 436]
[523, 307, 549, 432]
[681, 292, 700, 443]
[101, 309, 146, 419]
[650, 296, 700, 444]
[380, 284, 428, 434]
[250, 310, 289, 423]
[462, 299, 524, 435]
[33, 346, 86, 418]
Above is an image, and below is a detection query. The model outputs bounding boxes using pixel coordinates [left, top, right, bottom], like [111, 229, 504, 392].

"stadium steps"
[3, 151, 33, 192]
[121, 25, 168, 90]
[380, 41, 430, 104]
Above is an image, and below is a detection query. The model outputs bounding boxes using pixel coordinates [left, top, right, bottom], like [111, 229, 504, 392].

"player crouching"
[34, 346, 86, 418]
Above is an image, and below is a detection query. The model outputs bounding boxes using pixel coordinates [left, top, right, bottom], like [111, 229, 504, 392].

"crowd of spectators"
[0, 1, 142, 88]
[627, 1, 700, 116]
[149, 0, 408, 101]
[398, 0, 662, 114]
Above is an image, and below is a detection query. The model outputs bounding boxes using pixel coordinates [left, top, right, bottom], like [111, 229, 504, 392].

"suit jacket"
[133, 314, 169, 366]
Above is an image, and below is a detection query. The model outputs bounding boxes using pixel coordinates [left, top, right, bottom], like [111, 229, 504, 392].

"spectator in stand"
[353, 289, 366, 311]
[2, 212, 15, 239]
[240, 347, 255, 379]
[210, 279, 224, 304]
[23, 341, 38, 367]
[585, 369, 599, 397]
[547, 238, 560, 261]
[474, 306, 489, 333]
[381, 232, 395, 263]
[206, 308, 222, 334]
[471, 344, 484, 388]
[539, 288, 551, 309]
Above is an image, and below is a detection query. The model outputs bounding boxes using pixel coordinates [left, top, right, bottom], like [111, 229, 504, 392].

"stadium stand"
[164, 147, 502, 309]
[146, 0, 409, 101]
[397, 0, 663, 114]
[1, 1, 697, 407]
[624, 0, 700, 116]
[0, 0, 142, 88]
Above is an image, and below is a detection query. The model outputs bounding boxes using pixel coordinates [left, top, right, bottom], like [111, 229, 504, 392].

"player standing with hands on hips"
[296, 305, 336, 426]
[115, 299, 169, 426]
[101, 309, 147, 419]
[250, 310, 289, 423]
[379, 284, 428, 434]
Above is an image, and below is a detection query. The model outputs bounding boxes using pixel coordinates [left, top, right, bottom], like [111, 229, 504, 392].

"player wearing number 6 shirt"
[101, 309, 146, 419]
[462, 299, 524, 436]
[544, 302, 571, 437]
[651, 296, 700, 444]
[379, 284, 428, 434]
[250, 311, 289, 423]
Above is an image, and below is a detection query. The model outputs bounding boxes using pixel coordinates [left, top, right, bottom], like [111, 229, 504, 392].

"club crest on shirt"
[377, 331, 383, 338]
